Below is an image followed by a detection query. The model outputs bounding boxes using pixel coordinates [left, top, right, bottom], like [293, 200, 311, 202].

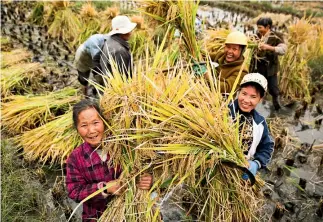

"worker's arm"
[219, 69, 248, 93]
[259, 43, 287, 55]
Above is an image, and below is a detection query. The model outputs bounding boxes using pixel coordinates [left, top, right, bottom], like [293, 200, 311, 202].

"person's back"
[99, 15, 136, 84]
[99, 34, 132, 81]
[74, 34, 106, 89]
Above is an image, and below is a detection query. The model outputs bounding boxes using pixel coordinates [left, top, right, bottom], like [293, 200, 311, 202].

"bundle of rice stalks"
[204, 29, 230, 59]
[88, 37, 264, 221]
[80, 2, 98, 17]
[1, 49, 31, 68]
[47, 6, 81, 42]
[43, 1, 71, 26]
[29, 2, 45, 25]
[1, 88, 80, 134]
[131, 15, 145, 30]
[52, 0, 70, 8]
[16, 111, 82, 165]
[139, 0, 202, 61]
[99, 7, 119, 33]
[128, 15, 158, 60]
[0, 63, 44, 97]
[279, 18, 320, 102]
[74, 3, 100, 46]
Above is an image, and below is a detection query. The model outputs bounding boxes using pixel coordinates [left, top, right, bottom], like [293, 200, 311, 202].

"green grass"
[1, 140, 60, 221]
[73, 1, 114, 12]
[308, 55, 323, 81]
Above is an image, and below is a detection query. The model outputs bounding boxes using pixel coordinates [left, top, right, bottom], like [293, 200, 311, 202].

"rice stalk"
[96, 40, 263, 221]
[29, 2, 45, 25]
[1, 49, 31, 68]
[279, 17, 319, 102]
[1, 88, 80, 134]
[0, 62, 44, 97]
[80, 2, 98, 17]
[74, 3, 100, 46]
[52, 0, 70, 9]
[204, 29, 230, 59]
[43, 1, 71, 26]
[16, 111, 82, 166]
[139, 0, 202, 61]
[48, 8, 81, 42]
[99, 7, 119, 33]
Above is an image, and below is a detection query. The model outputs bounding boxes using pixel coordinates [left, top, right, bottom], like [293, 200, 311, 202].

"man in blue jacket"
[229, 73, 274, 179]
[74, 34, 106, 95]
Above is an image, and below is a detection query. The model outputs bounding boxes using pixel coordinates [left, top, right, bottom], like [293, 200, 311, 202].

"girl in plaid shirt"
[66, 99, 152, 221]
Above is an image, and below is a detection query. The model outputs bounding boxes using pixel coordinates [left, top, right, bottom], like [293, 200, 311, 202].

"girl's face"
[77, 108, 105, 147]
[238, 86, 262, 113]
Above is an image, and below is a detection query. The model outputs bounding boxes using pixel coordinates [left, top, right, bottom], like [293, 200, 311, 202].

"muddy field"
[1, 1, 323, 222]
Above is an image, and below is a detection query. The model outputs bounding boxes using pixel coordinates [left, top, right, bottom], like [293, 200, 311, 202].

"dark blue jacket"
[229, 99, 274, 168]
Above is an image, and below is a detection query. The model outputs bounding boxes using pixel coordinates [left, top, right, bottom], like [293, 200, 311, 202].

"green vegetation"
[1, 140, 59, 221]
[308, 55, 323, 81]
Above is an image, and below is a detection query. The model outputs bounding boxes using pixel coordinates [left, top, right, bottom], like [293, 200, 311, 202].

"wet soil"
[1, 2, 80, 94]
[256, 96, 323, 221]
[1, 2, 323, 221]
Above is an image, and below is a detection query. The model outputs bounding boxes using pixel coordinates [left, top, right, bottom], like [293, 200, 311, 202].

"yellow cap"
[225, 31, 248, 46]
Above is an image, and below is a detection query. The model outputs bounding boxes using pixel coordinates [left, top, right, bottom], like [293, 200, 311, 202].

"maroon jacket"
[66, 142, 121, 221]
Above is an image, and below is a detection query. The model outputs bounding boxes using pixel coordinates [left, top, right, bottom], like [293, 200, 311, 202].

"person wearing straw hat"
[209, 31, 249, 94]
[99, 15, 137, 83]
[229, 73, 274, 180]
[251, 17, 287, 111]
[74, 34, 107, 96]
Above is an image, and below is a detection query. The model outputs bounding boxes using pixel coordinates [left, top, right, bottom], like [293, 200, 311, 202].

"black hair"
[72, 99, 103, 128]
[240, 82, 265, 98]
[257, 17, 273, 29]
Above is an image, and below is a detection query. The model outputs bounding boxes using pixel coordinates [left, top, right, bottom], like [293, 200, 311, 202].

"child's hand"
[137, 173, 153, 190]
[106, 180, 126, 195]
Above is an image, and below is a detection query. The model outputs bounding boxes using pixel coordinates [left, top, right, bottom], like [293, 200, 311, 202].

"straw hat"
[240, 73, 268, 92]
[108, 15, 137, 36]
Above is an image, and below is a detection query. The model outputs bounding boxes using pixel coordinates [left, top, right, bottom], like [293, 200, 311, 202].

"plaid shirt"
[66, 142, 121, 221]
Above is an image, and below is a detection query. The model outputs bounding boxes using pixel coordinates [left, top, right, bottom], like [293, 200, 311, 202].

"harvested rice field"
[1, 1, 323, 221]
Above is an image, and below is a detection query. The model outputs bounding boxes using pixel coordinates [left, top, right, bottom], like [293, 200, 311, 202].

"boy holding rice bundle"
[229, 73, 274, 178]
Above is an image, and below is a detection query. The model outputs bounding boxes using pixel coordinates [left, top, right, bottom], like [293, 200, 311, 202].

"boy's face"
[238, 86, 262, 113]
